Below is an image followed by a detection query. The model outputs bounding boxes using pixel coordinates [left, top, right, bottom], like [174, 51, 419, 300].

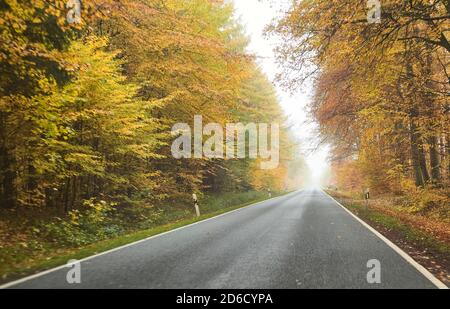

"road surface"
[3, 189, 444, 289]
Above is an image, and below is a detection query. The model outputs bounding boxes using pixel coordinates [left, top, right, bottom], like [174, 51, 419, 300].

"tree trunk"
[405, 44, 430, 187]
[63, 178, 71, 213]
[0, 145, 17, 209]
[422, 50, 440, 185]
[418, 142, 430, 184]
[429, 135, 441, 184]
[409, 114, 430, 187]
[447, 136, 450, 183]
[0, 111, 17, 209]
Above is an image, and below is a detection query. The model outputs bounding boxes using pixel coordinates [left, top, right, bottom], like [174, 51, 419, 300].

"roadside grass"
[0, 190, 288, 285]
[343, 201, 450, 256]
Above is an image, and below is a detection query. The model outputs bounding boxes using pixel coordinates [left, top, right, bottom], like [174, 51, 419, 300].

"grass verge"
[0, 190, 289, 285]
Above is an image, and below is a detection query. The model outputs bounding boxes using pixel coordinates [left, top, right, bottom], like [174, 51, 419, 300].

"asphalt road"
[4, 189, 443, 289]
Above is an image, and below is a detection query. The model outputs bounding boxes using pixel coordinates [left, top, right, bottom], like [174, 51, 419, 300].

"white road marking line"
[322, 190, 448, 289]
[0, 191, 300, 289]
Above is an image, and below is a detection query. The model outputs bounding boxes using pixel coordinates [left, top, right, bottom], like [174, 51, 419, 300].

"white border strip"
[323, 190, 448, 289]
[0, 191, 299, 289]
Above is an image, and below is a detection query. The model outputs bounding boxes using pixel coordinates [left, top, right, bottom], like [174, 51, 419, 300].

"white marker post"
[192, 193, 200, 217]
[364, 188, 370, 210]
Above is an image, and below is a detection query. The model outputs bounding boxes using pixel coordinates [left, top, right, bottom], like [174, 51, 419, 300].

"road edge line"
[0, 190, 300, 289]
[322, 190, 448, 289]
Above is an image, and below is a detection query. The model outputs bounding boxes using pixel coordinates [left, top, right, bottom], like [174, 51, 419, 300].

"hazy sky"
[232, 0, 330, 182]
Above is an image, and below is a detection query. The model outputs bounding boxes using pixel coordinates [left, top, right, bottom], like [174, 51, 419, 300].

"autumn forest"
[272, 1, 449, 202]
[0, 0, 449, 284]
